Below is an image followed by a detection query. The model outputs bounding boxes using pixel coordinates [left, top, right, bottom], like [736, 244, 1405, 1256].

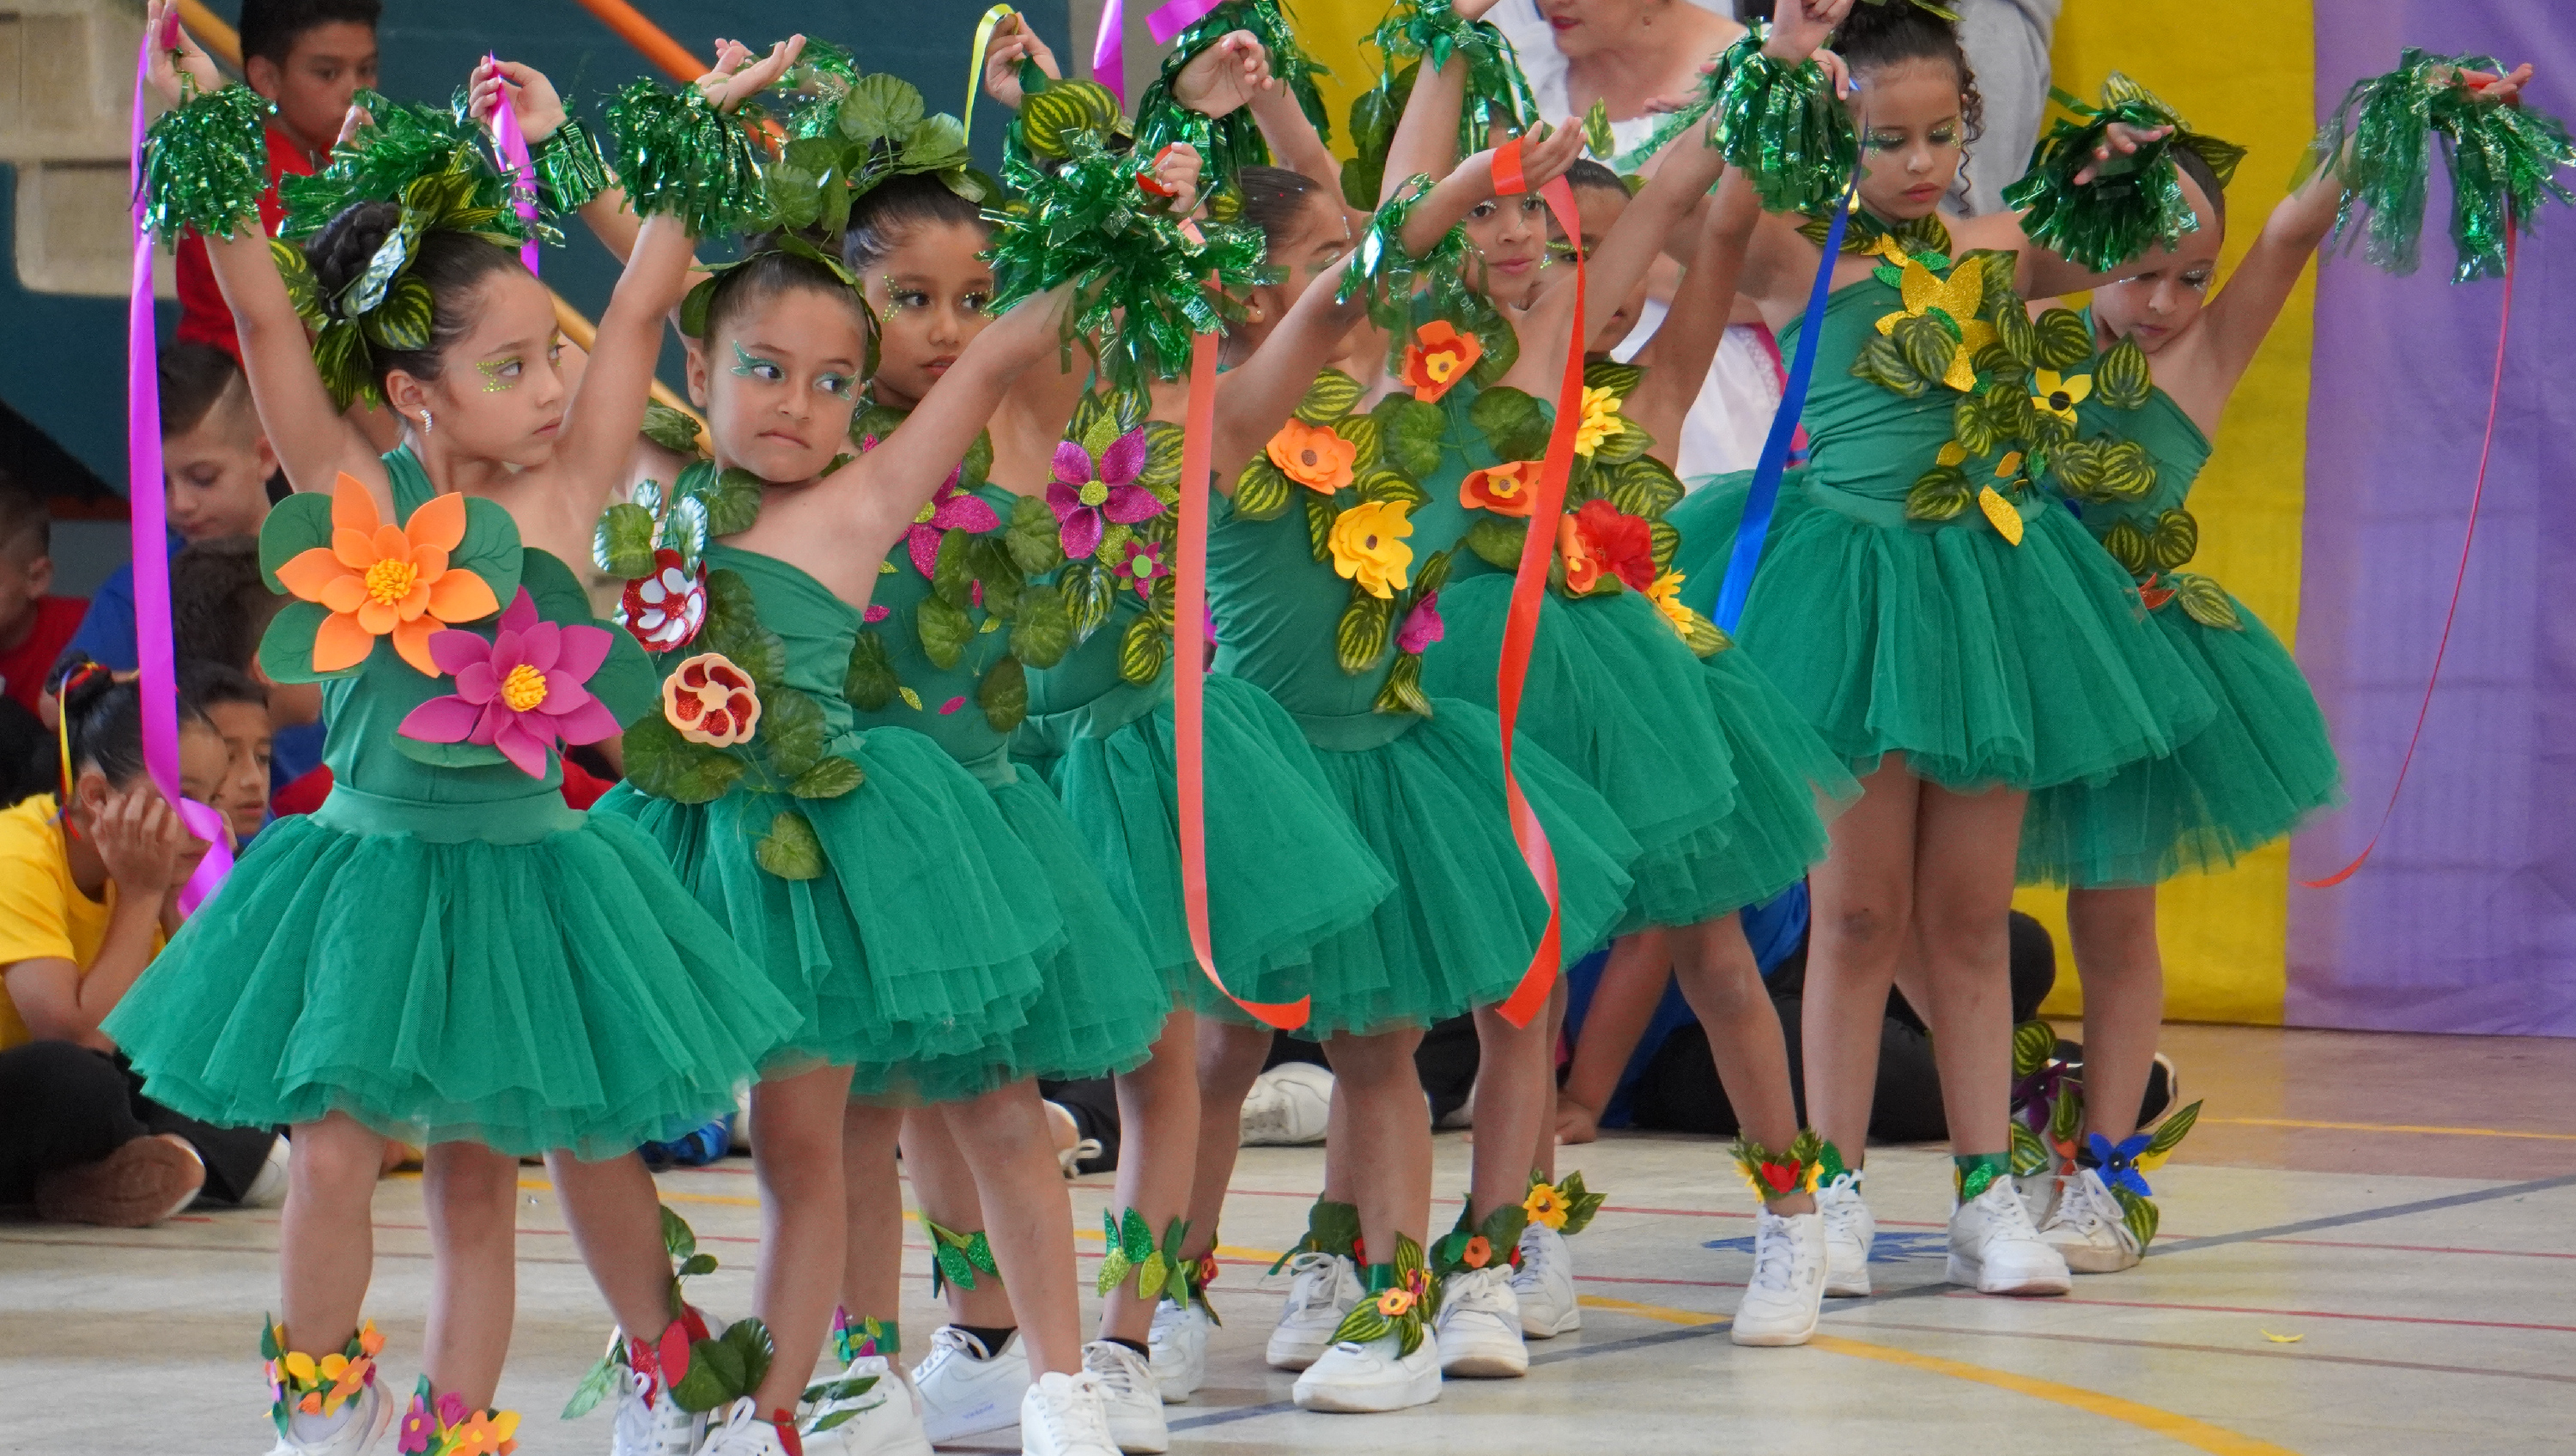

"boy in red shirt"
[173, 0, 380, 360]
[0, 482, 83, 719]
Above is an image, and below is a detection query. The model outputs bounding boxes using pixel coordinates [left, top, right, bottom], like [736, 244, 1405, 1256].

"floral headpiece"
[766, 52, 990, 236]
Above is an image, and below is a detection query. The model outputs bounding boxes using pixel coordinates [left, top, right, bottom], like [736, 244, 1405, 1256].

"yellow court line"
[1807, 1335, 2303, 1456]
[1572, 1295, 2297, 1456]
[2202, 1117, 2576, 1143]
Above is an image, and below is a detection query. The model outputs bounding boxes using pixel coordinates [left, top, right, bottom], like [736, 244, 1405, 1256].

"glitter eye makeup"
[819, 373, 855, 400]
[880, 276, 911, 313]
[731, 342, 781, 379]
[476, 359, 516, 392]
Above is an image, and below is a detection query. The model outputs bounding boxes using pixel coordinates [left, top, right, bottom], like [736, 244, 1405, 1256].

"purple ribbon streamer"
[486, 56, 541, 276]
[131, 18, 233, 911]
[1091, 0, 1127, 106]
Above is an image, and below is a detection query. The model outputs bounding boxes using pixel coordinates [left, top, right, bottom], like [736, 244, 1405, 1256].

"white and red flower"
[661, 652, 762, 747]
[620, 549, 708, 652]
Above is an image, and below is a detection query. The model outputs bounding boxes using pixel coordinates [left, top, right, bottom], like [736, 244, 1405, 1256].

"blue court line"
[1163, 1169, 2576, 1432]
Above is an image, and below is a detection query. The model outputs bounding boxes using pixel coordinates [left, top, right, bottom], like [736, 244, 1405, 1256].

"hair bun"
[306, 200, 405, 299]
[50, 654, 118, 714]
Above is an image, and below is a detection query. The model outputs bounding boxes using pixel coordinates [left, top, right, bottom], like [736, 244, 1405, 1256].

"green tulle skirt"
[1420, 579, 1745, 931]
[101, 808, 800, 1159]
[1672, 644, 1862, 919]
[2018, 592, 2342, 887]
[594, 725, 1065, 1082]
[1017, 676, 1395, 1012]
[1226, 700, 1639, 1038]
[886, 771, 1171, 1100]
[1671, 474, 2215, 792]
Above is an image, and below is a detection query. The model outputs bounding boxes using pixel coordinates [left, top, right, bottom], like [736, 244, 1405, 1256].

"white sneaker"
[1948, 1174, 2074, 1295]
[1508, 1223, 1580, 1338]
[1264, 1253, 1362, 1370]
[2038, 1165, 2145, 1274]
[612, 1365, 708, 1456]
[2014, 1169, 2062, 1229]
[1817, 1171, 1874, 1297]
[1433, 1266, 1527, 1378]
[1020, 1370, 1120, 1456]
[702, 1399, 798, 1455]
[805, 1355, 931, 1456]
[1730, 1208, 1826, 1346]
[264, 1378, 395, 1455]
[1080, 1342, 1167, 1454]
[1291, 1330, 1443, 1413]
[240, 1134, 292, 1208]
[1145, 1300, 1208, 1402]
[914, 1326, 1032, 1443]
[1238, 1062, 1334, 1145]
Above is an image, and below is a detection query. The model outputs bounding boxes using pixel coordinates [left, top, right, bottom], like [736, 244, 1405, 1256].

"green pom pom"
[2002, 75, 2234, 276]
[1341, 0, 1536, 196]
[141, 83, 272, 244]
[529, 117, 611, 214]
[1133, 0, 1335, 185]
[607, 80, 772, 237]
[1620, 28, 1858, 215]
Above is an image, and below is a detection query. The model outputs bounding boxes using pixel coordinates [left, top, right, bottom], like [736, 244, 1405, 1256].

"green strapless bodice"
[844, 482, 1022, 783]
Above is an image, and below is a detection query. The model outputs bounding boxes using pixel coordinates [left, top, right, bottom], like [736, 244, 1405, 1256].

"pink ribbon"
[485, 56, 542, 276]
[1091, 0, 1127, 106]
[1146, 0, 1225, 46]
[132, 14, 233, 911]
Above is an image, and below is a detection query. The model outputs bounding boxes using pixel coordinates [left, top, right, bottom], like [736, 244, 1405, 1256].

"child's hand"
[471, 58, 568, 144]
[1173, 30, 1273, 119]
[1145, 142, 1206, 215]
[141, 0, 224, 110]
[2073, 121, 2174, 185]
[1453, 0, 1504, 19]
[91, 788, 191, 899]
[1514, 118, 1589, 196]
[983, 14, 1061, 111]
[696, 35, 806, 114]
[1554, 1097, 1601, 1146]
[334, 100, 373, 149]
[987, 282, 1078, 361]
[1763, 0, 1852, 64]
[2457, 61, 2535, 106]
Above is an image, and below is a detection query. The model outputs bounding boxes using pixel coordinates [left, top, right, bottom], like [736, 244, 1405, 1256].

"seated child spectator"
[0, 476, 83, 718]
[178, 662, 277, 847]
[0, 661, 286, 1224]
[173, 0, 379, 361]
[56, 345, 280, 679]
[171, 537, 325, 802]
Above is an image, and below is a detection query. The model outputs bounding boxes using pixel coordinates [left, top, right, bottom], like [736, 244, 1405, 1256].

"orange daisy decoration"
[1459, 459, 1542, 518]
[1267, 419, 1358, 493]
[1399, 320, 1482, 403]
[274, 474, 500, 676]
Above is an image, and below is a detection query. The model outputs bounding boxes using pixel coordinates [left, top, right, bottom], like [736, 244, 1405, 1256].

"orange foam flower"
[1267, 419, 1357, 493]
[1459, 459, 1542, 518]
[1462, 1235, 1493, 1269]
[1399, 320, 1482, 403]
[273, 474, 499, 676]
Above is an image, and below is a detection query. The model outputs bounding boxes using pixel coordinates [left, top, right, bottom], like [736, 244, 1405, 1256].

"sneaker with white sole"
[914, 1326, 1032, 1443]
[1730, 1208, 1826, 1346]
[2038, 1165, 2144, 1274]
[1080, 1341, 1167, 1454]
[1145, 1299, 1208, 1402]
[805, 1355, 932, 1456]
[239, 1134, 293, 1208]
[612, 1366, 707, 1456]
[1816, 1170, 1874, 1297]
[1291, 1330, 1443, 1413]
[264, 1378, 394, 1456]
[37, 1131, 204, 1227]
[1238, 1062, 1334, 1145]
[1433, 1266, 1526, 1378]
[1508, 1223, 1580, 1338]
[1021, 1370, 1121, 1456]
[1948, 1175, 2074, 1295]
[2014, 1169, 2061, 1230]
[702, 1399, 798, 1455]
[1264, 1253, 1362, 1370]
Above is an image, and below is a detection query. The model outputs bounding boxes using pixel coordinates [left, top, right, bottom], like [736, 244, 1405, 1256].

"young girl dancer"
[1665, 0, 2218, 1298]
[115, 10, 803, 1452]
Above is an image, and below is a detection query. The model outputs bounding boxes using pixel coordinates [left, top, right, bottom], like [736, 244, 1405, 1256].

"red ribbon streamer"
[1489, 140, 1583, 1028]
[2303, 225, 2516, 888]
[1175, 330, 1310, 1028]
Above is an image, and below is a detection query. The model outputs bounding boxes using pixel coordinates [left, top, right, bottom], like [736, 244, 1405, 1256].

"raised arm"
[1379, 15, 1473, 205]
[1211, 268, 1373, 481]
[1399, 120, 1586, 258]
[146, 0, 381, 505]
[1633, 166, 1763, 430]
[470, 58, 642, 265]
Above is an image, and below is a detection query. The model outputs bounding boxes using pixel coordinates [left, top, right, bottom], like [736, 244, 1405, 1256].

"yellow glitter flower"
[1571, 385, 1624, 458]
[1874, 258, 1996, 393]
[2030, 369, 2093, 424]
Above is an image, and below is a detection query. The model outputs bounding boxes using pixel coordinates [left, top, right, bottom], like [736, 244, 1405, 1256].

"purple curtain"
[2291, 5, 2576, 1034]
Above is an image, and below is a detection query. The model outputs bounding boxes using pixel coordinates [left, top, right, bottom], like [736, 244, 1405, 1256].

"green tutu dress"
[1669, 269, 2215, 792]
[2015, 367, 2341, 885]
[103, 450, 799, 1158]
[595, 530, 1072, 1095]
[841, 478, 1168, 1091]
[1413, 371, 1854, 931]
[1208, 415, 1639, 1036]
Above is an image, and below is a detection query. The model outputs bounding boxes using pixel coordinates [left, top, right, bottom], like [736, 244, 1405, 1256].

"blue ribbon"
[1711, 170, 1862, 633]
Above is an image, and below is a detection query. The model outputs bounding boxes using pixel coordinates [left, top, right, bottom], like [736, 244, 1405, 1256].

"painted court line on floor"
[1857, 1319, 2576, 1388]
[2020, 1293, 2576, 1335]
[2203, 1116, 2576, 1142]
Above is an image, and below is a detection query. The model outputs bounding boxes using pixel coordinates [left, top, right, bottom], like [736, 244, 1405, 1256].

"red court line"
[1975, 1292, 2576, 1335]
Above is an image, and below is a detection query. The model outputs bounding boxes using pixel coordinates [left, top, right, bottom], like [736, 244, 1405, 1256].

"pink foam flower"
[1047, 428, 1163, 561]
[398, 587, 621, 779]
[907, 469, 1001, 579]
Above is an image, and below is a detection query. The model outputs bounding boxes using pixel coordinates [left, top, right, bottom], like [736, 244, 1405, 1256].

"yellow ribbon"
[963, 5, 1016, 143]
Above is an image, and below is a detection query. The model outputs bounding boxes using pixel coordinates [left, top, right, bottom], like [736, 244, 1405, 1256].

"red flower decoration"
[1399, 320, 1482, 403]
[1558, 499, 1656, 595]
[620, 549, 708, 652]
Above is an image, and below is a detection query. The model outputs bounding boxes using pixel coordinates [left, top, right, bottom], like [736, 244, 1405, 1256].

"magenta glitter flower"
[1047, 428, 1163, 560]
[398, 587, 622, 779]
[907, 469, 1001, 579]
[1115, 537, 1169, 598]
[1397, 592, 1444, 654]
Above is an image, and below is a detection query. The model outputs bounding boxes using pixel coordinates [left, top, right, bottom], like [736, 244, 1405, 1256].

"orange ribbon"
[1489, 138, 1583, 1028]
[1175, 330, 1311, 1028]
